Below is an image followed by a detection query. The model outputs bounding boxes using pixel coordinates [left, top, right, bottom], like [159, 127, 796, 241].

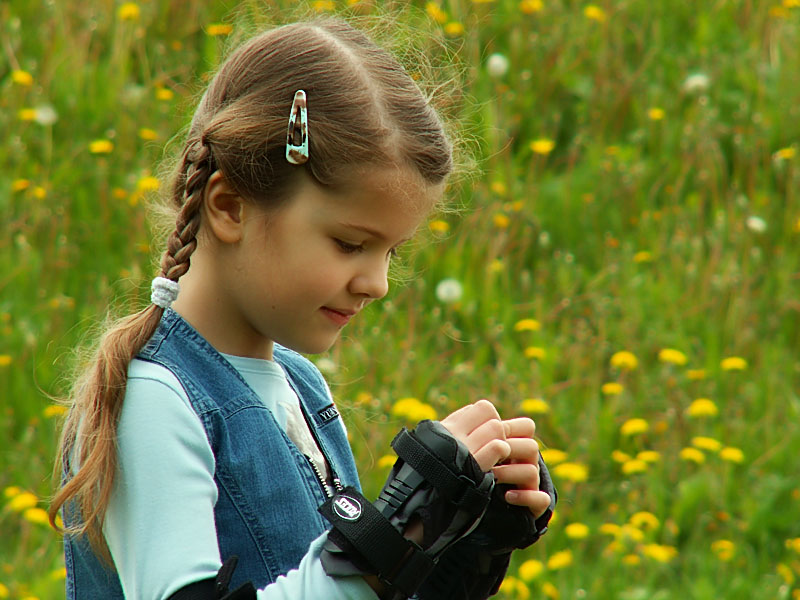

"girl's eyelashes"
[334, 238, 401, 258]
[334, 239, 364, 254]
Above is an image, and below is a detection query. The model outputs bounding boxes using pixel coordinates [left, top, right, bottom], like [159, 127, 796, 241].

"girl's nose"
[350, 260, 389, 300]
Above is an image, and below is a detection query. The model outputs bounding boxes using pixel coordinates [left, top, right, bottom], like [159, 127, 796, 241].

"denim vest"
[64, 309, 361, 599]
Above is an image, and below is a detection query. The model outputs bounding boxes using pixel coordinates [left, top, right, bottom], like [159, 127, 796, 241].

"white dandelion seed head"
[314, 357, 337, 374]
[435, 278, 463, 304]
[682, 73, 710, 94]
[745, 216, 767, 233]
[486, 53, 509, 78]
[34, 105, 58, 126]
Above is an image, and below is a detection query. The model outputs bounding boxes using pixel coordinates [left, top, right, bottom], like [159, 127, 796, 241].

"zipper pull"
[332, 477, 344, 493]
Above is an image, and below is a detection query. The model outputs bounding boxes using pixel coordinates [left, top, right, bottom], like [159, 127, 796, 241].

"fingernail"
[506, 490, 519, 502]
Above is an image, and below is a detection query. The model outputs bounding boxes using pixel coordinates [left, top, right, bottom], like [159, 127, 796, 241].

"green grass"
[2, 0, 800, 598]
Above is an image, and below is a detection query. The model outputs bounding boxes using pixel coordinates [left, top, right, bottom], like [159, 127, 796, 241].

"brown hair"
[49, 17, 454, 564]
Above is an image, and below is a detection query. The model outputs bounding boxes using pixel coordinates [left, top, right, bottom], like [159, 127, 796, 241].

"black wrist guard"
[319, 420, 495, 599]
[167, 556, 256, 600]
[416, 456, 557, 600]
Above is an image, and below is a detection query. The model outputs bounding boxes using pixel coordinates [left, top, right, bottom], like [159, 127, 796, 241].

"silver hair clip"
[151, 276, 180, 309]
[286, 90, 309, 165]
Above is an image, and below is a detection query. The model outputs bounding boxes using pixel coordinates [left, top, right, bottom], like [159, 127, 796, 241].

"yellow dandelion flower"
[680, 447, 705, 464]
[206, 23, 234, 36]
[786, 537, 800, 553]
[777, 562, 795, 585]
[426, 2, 448, 23]
[720, 356, 747, 371]
[33, 186, 46, 199]
[719, 446, 744, 463]
[600, 523, 621, 536]
[12, 179, 31, 192]
[520, 398, 549, 414]
[490, 181, 507, 195]
[620, 524, 645, 541]
[691, 436, 721, 452]
[514, 318, 541, 332]
[89, 139, 114, 154]
[138, 128, 158, 141]
[686, 369, 707, 380]
[547, 549, 573, 570]
[711, 539, 735, 561]
[43, 405, 68, 418]
[7, 491, 38, 512]
[774, 147, 796, 160]
[770, 6, 790, 18]
[377, 454, 396, 469]
[610, 351, 638, 370]
[622, 459, 648, 475]
[499, 575, 529, 600]
[391, 397, 437, 421]
[602, 382, 624, 396]
[784, 0, 800, 7]
[686, 398, 718, 418]
[520, 0, 544, 13]
[0, 584, 8, 598]
[493, 213, 510, 228]
[136, 176, 160, 193]
[637, 450, 661, 463]
[117, 2, 140, 20]
[658, 348, 688, 365]
[488, 259, 505, 273]
[541, 582, 559, 600]
[510, 200, 523, 211]
[12, 69, 34, 86]
[553, 462, 588, 482]
[540, 448, 568, 465]
[518, 558, 543, 581]
[583, 4, 607, 21]
[620, 418, 648, 436]
[428, 220, 450, 234]
[629, 511, 659, 531]
[23, 507, 50, 526]
[530, 138, 555, 155]
[4, 486, 21, 499]
[444, 21, 465, 36]
[155, 87, 174, 101]
[611, 450, 632, 463]
[647, 107, 665, 121]
[18, 108, 37, 121]
[524, 346, 546, 360]
[565, 522, 590, 539]
[633, 251, 653, 263]
[622, 553, 641, 565]
[50, 566, 67, 580]
[641, 543, 678, 563]
[0, 355, 12, 367]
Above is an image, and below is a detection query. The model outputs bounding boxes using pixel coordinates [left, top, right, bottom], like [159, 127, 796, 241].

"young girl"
[49, 18, 555, 600]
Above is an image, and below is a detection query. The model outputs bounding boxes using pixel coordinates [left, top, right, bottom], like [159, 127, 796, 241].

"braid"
[160, 139, 215, 281]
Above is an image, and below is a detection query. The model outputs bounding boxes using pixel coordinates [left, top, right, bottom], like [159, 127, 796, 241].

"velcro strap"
[391, 428, 487, 513]
[319, 487, 435, 597]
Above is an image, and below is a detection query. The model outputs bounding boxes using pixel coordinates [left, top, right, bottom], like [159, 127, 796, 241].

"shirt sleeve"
[106, 360, 377, 600]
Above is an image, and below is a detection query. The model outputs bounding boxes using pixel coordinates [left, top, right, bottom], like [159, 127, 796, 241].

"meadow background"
[2, 0, 800, 598]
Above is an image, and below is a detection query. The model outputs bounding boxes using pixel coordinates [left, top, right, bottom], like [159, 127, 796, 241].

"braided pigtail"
[48, 138, 214, 564]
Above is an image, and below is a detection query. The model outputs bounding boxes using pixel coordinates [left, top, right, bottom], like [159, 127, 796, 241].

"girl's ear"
[203, 171, 245, 244]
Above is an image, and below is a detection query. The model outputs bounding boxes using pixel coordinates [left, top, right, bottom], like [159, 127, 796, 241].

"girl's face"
[209, 166, 443, 358]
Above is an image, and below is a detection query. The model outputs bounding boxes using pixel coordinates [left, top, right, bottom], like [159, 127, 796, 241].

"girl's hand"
[440, 399, 511, 472]
[491, 417, 551, 517]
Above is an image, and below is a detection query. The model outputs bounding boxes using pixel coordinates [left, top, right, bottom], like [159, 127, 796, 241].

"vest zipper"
[306, 455, 344, 499]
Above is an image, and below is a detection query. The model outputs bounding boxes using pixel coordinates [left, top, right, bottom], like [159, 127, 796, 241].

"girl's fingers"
[504, 489, 552, 518]
[503, 417, 536, 439]
[471, 438, 512, 471]
[441, 399, 502, 439]
[504, 437, 540, 464]
[492, 462, 540, 489]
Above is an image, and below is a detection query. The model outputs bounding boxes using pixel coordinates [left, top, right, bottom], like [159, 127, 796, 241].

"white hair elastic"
[150, 277, 180, 309]
[286, 89, 309, 165]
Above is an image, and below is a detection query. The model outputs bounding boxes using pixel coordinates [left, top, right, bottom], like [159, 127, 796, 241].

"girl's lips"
[320, 307, 354, 326]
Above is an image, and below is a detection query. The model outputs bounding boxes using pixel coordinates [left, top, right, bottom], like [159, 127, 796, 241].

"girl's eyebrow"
[339, 222, 414, 244]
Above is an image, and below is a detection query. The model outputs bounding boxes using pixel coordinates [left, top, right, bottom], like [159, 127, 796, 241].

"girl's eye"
[334, 239, 364, 254]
